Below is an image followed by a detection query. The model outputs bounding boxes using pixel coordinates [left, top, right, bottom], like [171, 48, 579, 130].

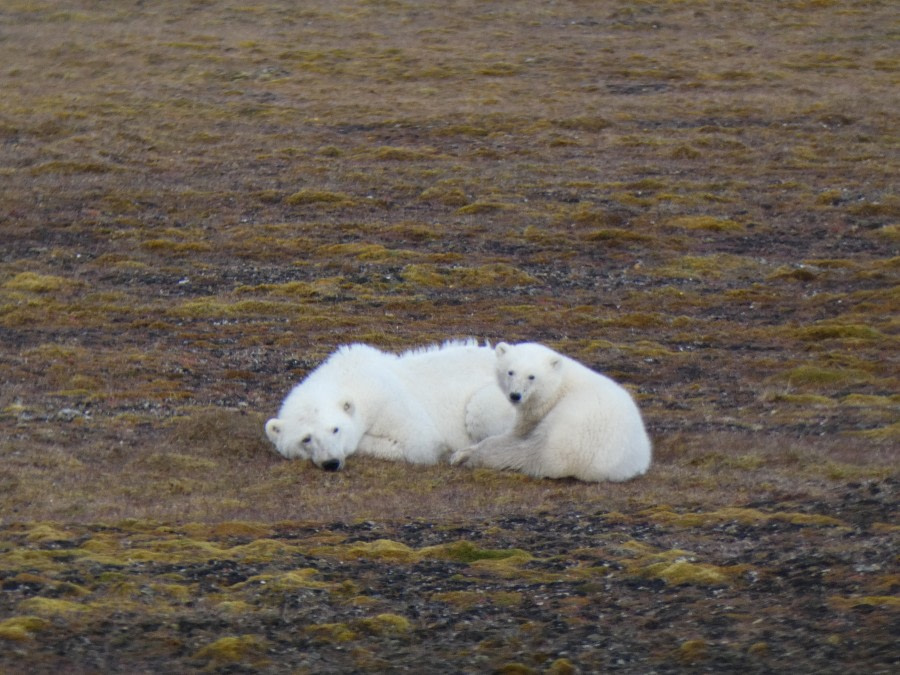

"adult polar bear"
[265, 340, 514, 471]
[451, 342, 651, 482]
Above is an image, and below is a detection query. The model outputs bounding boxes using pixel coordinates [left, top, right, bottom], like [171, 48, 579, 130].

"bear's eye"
[302, 435, 312, 444]
[528, 374, 535, 381]
[332, 427, 339, 434]
[508, 370, 515, 377]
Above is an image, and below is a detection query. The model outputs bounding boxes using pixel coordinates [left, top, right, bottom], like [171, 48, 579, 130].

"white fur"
[450, 342, 652, 482]
[265, 340, 514, 470]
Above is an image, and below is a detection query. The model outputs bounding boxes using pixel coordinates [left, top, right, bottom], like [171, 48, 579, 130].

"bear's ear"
[342, 400, 354, 416]
[265, 419, 283, 442]
[549, 356, 562, 370]
[495, 342, 509, 356]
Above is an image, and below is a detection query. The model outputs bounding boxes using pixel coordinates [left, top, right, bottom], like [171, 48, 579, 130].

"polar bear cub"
[451, 342, 651, 482]
[265, 340, 514, 471]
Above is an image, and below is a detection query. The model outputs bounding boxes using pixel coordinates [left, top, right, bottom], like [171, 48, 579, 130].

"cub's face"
[494, 342, 562, 408]
[264, 400, 360, 471]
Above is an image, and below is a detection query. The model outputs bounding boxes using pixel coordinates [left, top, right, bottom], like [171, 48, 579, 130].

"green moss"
[228, 539, 304, 562]
[491, 591, 524, 607]
[817, 459, 895, 480]
[401, 263, 536, 289]
[25, 524, 75, 543]
[794, 323, 886, 341]
[0, 616, 51, 642]
[546, 658, 578, 675]
[678, 639, 709, 663]
[358, 613, 412, 636]
[642, 560, 732, 585]
[238, 569, 329, 591]
[29, 160, 117, 175]
[496, 664, 537, 674]
[456, 201, 514, 215]
[369, 145, 436, 160]
[768, 265, 819, 282]
[829, 595, 900, 610]
[147, 538, 225, 560]
[285, 188, 353, 206]
[316, 242, 417, 261]
[215, 600, 255, 614]
[19, 597, 88, 616]
[477, 62, 520, 76]
[851, 423, 900, 441]
[2, 272, 71, 293]
[654, 254, 763, 280]
[193, 634, 268, 665]
[875, 223, 900, 241]
[420, 540, 529, 564]
[841, 394, 898, 407]
[667, 215, 743, 232]
[150, 582, 192, 602]
[167, 297, 291, 319]
[342, 539, 418, 562]
[566, 204, 625, 227]
[307, 622, 357, 643]
[764, 392, 836, 406]
[580, 228, 654, 245]
[419, 185, 469, 206]
[669, 145, 703, 160]
[782, 365, 872, 388]
[234, 277, 346, 298]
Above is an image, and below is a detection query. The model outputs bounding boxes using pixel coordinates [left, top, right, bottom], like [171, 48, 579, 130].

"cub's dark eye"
[508, 370, 515, 376]
[332, 427, 339, 434]
[302, 435, 312, 444]
[528, 375, 535, 381]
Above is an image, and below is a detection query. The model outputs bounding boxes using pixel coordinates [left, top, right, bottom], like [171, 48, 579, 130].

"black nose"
[509, 392, 521, 403]
[321, 459, 341, 472]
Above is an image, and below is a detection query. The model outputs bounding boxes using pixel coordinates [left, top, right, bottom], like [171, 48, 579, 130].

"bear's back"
[398, 340, 494, 382]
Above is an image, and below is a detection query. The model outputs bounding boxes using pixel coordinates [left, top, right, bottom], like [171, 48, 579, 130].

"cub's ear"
[549, 356, 562, 370]
[495, 342, 510, 356]
[342, 400, 355, 415]
[265, 419, 283, 442]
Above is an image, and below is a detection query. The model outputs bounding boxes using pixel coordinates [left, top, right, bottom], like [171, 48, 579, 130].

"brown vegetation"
[0, 0, 896, 672]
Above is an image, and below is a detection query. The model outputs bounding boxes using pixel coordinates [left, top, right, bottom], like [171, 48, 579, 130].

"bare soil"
[0, 1, 897, 672]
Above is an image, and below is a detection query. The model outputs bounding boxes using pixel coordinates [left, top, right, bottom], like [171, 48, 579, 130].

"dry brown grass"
[1, 0, 896, 523]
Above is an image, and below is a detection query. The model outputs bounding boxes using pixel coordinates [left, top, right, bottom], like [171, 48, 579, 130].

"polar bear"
[265, 340, 514, 471]
[450, 342, 651, 482]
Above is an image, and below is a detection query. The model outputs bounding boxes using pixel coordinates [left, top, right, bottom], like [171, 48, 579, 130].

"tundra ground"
[1, 1, 896, 672]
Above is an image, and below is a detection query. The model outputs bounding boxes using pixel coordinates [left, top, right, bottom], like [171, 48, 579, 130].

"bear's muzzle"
[321, 459, 342, 472]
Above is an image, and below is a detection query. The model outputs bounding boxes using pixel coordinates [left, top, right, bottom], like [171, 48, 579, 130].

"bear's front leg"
[451, 433, 539, 474]
[449, 445, 476, 466]
[357, 433, 404, 461]
[450, 434, 508, 468]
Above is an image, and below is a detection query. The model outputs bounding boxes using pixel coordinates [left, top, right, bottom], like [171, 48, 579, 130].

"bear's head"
[494, 342, 563, 410]
[264, 399, 362, 471]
